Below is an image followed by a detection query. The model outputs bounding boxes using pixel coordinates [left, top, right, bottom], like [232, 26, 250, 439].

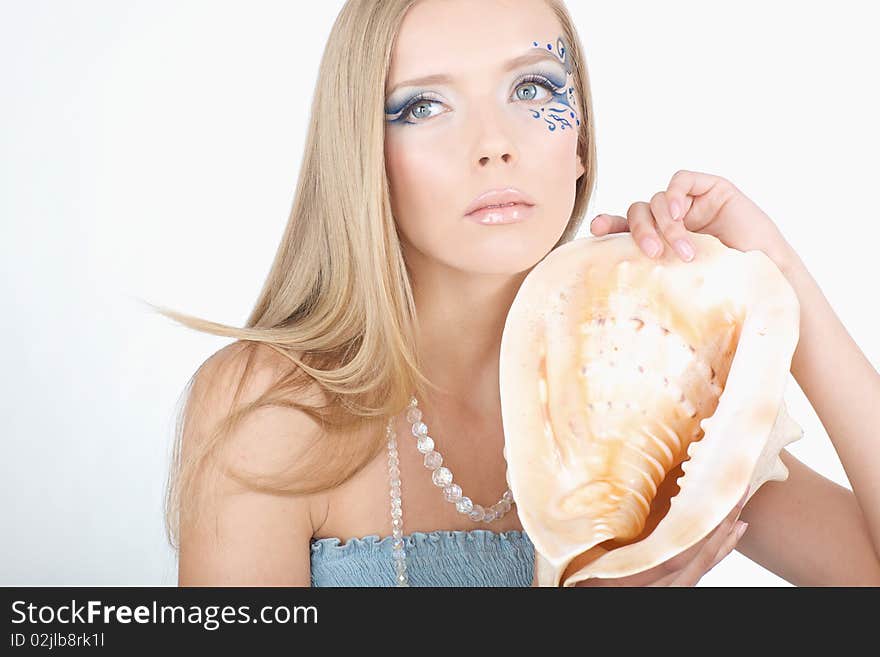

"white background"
[2, 0, 877, 586]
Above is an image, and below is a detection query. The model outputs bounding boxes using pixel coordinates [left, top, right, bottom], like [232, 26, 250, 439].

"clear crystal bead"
[405, 407, 422, 423]
[392, 517, 402, 529]
[432, 467, 452, 487]
[392, 538, 404, 550]
[455, 496, 473, 514]
[416, 435, 434, 453]
[392, 527, 403, 539]
[483, 508, 497, 522]
[388, 447, 398, 459]
[423, 451, 442, 470]
[503, 490, 513, 503]
[390, 483, 401, 497]
[468, 504, 485, 522]
[396, 573, 407, 585]
[392, 547, 405, 560]
[443, 483, 462, 502]
[391, 506, 402, 519]
[412, 422, 428, 437]
[391, 497, 401, 509]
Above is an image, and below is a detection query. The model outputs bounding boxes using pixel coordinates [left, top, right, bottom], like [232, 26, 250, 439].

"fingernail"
[734, 520, 749, 539]
[674, 239, 694, 261]
[669, 200, 681, 221]
[641, 237, 662, 258]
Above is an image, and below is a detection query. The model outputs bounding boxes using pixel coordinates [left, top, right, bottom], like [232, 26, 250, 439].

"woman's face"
[384, 0, 585, 277]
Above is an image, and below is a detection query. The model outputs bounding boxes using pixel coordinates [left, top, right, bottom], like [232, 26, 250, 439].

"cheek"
[385, 133, 460, 238]
[516, 82, 580, 165]
[524, 94, 580, 135]
[518, 107, 580, 202]
[521, 109, 578, 161]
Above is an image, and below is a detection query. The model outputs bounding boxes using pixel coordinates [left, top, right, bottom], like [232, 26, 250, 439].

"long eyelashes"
[386, 75, 561, 125]
[386, 92, 437, 124]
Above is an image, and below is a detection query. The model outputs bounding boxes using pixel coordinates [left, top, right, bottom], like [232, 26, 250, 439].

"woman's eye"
[406, 99, 442, 122]
[397, 76, 557, 125]
[513, 77, 555, 103]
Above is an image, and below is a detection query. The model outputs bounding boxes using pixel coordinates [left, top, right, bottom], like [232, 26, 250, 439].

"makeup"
[383, 36, 582, 130]
[465, 203, 535, 226]
[527, 36, 580, 131]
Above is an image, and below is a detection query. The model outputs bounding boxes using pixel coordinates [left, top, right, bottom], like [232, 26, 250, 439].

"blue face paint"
[384, 37, 582, 128]
[385, 64, 568, 127]
[527, 35, 581, 131]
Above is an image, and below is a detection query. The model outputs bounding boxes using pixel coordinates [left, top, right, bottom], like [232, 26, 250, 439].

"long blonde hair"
[155, 0, 598, 551]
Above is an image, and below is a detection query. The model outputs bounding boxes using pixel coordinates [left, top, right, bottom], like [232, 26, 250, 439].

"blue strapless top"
[310, 529, 535, 587]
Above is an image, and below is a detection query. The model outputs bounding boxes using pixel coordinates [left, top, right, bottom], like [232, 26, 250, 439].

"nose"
[470, 104, 519, 169]
[474, 134, 518, 170]
[479, 151, 512, 167]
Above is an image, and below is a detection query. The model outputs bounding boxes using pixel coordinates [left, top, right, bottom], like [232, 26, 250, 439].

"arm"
[177, 343, 320, 586]
[733, 243, 880, 584]
[736, 449, 880, 585]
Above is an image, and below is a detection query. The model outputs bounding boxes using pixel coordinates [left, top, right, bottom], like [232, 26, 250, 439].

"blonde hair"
[154, 0, 598, 551]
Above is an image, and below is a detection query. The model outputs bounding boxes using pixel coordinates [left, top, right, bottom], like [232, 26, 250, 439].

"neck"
[408, 251, 530, 418]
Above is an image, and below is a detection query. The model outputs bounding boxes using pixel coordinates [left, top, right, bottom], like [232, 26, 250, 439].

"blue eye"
[396, 93, 443, 123]
[514, 75, 557, 102]
[387, 74, 560, 126]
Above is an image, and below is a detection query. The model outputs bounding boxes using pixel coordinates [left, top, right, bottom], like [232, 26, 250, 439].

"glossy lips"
[464, 187, 535, 225]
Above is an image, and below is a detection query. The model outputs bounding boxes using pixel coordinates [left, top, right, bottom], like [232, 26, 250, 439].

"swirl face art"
[526, 36, 580, 132]
[383, 35, 581, 131]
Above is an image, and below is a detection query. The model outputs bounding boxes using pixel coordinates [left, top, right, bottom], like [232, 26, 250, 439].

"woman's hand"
[590, 169, 794, 270]
[574, 488, 749, 587]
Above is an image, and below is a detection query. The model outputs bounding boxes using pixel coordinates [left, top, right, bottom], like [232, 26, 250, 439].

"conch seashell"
[499, 232, 803, 587]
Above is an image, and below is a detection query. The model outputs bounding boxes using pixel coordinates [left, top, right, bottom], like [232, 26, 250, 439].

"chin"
[457, 233, 563, 276]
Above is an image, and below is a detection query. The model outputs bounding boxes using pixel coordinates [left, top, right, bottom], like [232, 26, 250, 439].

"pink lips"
[464, 187, 536, 226]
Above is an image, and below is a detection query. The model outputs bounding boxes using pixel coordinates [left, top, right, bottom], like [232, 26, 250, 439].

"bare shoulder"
[177, 341, 329, 586]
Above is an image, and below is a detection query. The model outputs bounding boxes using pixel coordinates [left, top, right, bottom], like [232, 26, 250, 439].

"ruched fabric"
[309, 529, 534, 587]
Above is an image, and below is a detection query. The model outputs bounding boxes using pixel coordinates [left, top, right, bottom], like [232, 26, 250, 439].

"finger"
[647, 567, 686, 587]
[590, 213, 629, 235]
[649, 190, 696, 262]
[625, 201, 664, 259]
[703, 519, 749, 574]
[665, 169, 739, 235]
[665, 169, 721, 222]
[647, 526, 737, 586]
[706, 521, 749, 571]
[662, 528, 741, 588]
[649, 489, 750, 584]
[663, 502, 749, 586]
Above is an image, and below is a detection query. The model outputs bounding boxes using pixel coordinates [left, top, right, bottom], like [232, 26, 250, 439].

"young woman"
[160, 0, 880, 586]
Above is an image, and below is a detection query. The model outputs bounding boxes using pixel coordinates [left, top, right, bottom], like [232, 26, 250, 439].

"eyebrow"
[385, 48, 565, 97]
